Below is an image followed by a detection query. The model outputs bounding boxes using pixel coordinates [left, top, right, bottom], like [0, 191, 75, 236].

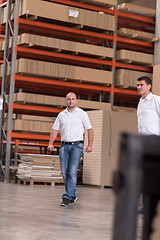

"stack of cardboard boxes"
[83, 109, 137, 187]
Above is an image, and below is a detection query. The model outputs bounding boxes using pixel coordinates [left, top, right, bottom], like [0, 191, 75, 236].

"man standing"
[137, 76, 160, 214]
[48, 92, 94, 207]
[137, 76, 160, 136]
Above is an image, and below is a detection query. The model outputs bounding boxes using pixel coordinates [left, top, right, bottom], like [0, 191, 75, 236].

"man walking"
[48, 92, 94, 207]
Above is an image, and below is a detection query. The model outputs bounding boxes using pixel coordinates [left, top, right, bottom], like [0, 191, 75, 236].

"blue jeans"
[59, 142, 83, 200]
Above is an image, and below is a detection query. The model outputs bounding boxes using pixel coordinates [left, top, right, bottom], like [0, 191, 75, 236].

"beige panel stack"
[83, 110, 109, 186]
[1, 33, 114, 59]
[116, 49, 153, 65]
[83, 109, 137, 187]
[117, 3, 156, 16]
[14, 92, 66, 106]
[2, 0, 115, 31]
[12, 119, 53, 133]
[117, 28, 154, 42]
[17, 154, 63, 184]
[4, 114, 54, 134]
[115, 69, 152, 88]
[152, 65, 160, 95]
[14, 92, 111, 111]
[8, 59, 112, 85]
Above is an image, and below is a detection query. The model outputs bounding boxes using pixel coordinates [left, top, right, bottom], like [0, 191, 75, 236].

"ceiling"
[117, 0, 156, 9]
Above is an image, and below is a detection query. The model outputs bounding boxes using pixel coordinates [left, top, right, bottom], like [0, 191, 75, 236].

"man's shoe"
[70, 196, 78, 205]
[61, 198, 70, 207]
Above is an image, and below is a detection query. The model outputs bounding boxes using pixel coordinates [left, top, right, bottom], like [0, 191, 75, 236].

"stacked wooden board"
[14, 92, 111, 111]
[1, 33, 114, 59]
[12, 119, 53, 133]
[0, 58, 112, 85]
[117, 3, 155, 43]
[115, 69, 152, 88]
[117, 28, 155, 42]
[2, 0, 115, 31]
[117, 3, 156, 16]
[17, 154, 63, 185]
[116, 50, 153, 66]
[83, 109, 137, 187]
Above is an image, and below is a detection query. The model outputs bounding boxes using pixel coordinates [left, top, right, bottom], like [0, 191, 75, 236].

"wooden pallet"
[17, 179, 63, 187]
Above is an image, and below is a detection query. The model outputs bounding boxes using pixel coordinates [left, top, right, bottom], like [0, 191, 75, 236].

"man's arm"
[84, 128, 94, 153]
[47, 129, 58, 151]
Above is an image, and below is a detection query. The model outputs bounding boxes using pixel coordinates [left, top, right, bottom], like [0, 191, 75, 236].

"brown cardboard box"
[83, 109, 137, 187]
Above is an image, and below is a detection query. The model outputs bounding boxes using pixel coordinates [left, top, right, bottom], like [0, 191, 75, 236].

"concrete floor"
[0, 182, 143, 240]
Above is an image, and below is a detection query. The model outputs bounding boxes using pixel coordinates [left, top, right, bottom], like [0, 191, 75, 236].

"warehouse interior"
[0, 0, 159, 239]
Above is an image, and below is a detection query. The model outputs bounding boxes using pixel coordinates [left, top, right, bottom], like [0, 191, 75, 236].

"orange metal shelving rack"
[0, 0, 155, 136]
[0, 0, 155, 182]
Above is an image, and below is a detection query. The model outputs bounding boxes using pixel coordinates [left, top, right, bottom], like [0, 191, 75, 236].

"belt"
[61, 141, 84, 145]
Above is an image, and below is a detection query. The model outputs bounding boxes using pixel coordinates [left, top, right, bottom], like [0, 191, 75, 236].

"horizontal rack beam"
[14, 75, 111, 93]
[18, 18, 154, 49]
[11, 132, 60, 141]
[118, 12, 155, 25]
[14, 74, 139, 96]
[15, 46, 152, 72]
[12, 103, 63, 117]
[16, 46, 112, 68]
[18, 18, 113, 42]
[116, 36, 153, 48]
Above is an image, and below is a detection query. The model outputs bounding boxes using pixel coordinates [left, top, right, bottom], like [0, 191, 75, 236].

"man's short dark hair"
[137, 76, 152, 86]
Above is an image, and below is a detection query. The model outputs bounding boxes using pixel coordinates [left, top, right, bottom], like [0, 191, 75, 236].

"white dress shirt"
[137, 92, 160, 135]
[52, 107, 92, 141]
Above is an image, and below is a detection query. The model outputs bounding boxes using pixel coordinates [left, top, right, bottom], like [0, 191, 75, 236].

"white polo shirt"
[137, 92, 160, 135]
[52, 107, 92, 141]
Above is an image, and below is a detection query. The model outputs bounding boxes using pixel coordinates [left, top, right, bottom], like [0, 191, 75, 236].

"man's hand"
[47, 145, 55, 152]
[48, 129, 58, 152]
[84, 146, 92, 153]
[85, 128, 93, 153]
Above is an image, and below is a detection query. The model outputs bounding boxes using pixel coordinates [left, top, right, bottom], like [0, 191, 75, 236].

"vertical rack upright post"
[110, 6, 118, 109]
[0, 0, 13, 178]
[0, 0, 20, 182]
